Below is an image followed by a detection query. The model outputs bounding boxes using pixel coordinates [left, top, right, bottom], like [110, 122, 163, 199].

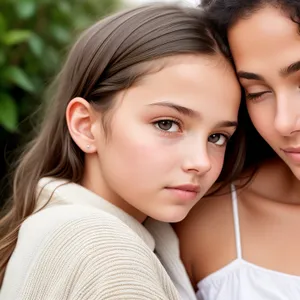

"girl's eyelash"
[223, 133, 231, 141]
[207, 132, 233, 147]
[153, 118, 181, 126]
[152, 118, 182, 134]
[218, 133, 231, 144]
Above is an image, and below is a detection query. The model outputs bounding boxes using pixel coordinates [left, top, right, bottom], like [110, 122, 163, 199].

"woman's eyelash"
[246, 91, 267, 101]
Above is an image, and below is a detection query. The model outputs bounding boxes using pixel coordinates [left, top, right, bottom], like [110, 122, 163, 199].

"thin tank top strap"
[230, 184, 242, 259]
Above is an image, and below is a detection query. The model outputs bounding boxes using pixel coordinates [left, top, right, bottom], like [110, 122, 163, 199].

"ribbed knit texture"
[0, 178, 196, 300]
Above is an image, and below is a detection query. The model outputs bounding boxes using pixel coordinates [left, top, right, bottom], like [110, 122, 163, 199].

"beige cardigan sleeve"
[18, 215, 180, 300]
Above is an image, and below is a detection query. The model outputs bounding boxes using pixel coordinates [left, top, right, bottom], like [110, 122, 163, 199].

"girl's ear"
[66, 97, 98, 153]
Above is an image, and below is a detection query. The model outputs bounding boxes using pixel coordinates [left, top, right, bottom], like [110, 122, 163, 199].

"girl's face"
[78, 55, 240, 222]
[228, 6, 300, 179]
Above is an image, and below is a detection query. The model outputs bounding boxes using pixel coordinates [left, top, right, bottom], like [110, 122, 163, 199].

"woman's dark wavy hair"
[202, 0, 300, 44]
[200, 0, 300, 172]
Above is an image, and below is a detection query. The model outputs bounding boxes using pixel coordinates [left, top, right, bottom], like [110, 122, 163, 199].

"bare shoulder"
[173, 185, 236, 287]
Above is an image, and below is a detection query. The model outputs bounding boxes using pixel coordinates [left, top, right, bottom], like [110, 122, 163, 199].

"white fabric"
[231, 184, 242, 259]
[196, 184, 300, 300]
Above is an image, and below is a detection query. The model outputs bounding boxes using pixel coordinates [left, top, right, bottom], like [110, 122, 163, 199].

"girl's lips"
[165, 184, 201, 202]
[167, 184, 200, 193]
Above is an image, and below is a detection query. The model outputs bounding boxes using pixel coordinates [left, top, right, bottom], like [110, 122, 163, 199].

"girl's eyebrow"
[147, 101, 200, 118]
[215, 120, 238, 128]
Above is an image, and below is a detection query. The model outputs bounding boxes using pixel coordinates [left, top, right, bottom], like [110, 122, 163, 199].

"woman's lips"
[281, 147, 300, 163]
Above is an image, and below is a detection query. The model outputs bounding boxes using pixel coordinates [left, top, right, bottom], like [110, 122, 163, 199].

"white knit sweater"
[0, 178, 196, 300]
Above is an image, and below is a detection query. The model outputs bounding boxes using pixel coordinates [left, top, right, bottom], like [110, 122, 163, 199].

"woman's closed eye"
[246, 91, 272, 102]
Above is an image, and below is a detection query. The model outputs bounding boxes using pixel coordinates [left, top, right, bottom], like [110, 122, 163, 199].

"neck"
[249, 157, 300, 204]
[82, 156, 147, 223]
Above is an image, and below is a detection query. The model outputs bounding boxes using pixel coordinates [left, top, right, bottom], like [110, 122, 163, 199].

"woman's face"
[81, 54, 240, 222]
[228, 5, 300, 178]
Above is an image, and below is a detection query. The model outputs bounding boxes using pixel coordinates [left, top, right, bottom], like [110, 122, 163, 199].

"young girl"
[0, 3, 243, 300]
[175, 1, 300, 299]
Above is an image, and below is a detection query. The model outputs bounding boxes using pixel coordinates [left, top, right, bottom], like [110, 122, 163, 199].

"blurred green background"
[0, 0, 122, 206]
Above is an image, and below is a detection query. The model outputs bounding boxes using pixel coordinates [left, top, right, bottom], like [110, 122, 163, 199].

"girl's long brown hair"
[0, 4, 245, 283]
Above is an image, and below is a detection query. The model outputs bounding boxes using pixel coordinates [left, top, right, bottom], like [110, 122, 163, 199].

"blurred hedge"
[0, 0, 120, 131]
[0, 0, 120, 203]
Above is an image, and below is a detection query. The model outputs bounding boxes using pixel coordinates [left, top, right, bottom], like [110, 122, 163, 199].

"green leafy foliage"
[0, 93, 17, 132]
[0, 0, 120, 132]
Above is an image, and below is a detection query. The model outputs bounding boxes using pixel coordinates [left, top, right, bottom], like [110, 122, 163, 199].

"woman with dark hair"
[175, 1, 300, 299]
[0, 3, 243, 299]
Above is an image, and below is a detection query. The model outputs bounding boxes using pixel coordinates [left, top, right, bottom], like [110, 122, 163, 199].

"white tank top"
[196, 184, 300, 300]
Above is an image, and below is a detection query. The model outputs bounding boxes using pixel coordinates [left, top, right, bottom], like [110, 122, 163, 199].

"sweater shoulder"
[24, 202, 128, 231]
[7, 205, 178, 299]
[20, 203, 141, 252]
[23, 204, 150, 262]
